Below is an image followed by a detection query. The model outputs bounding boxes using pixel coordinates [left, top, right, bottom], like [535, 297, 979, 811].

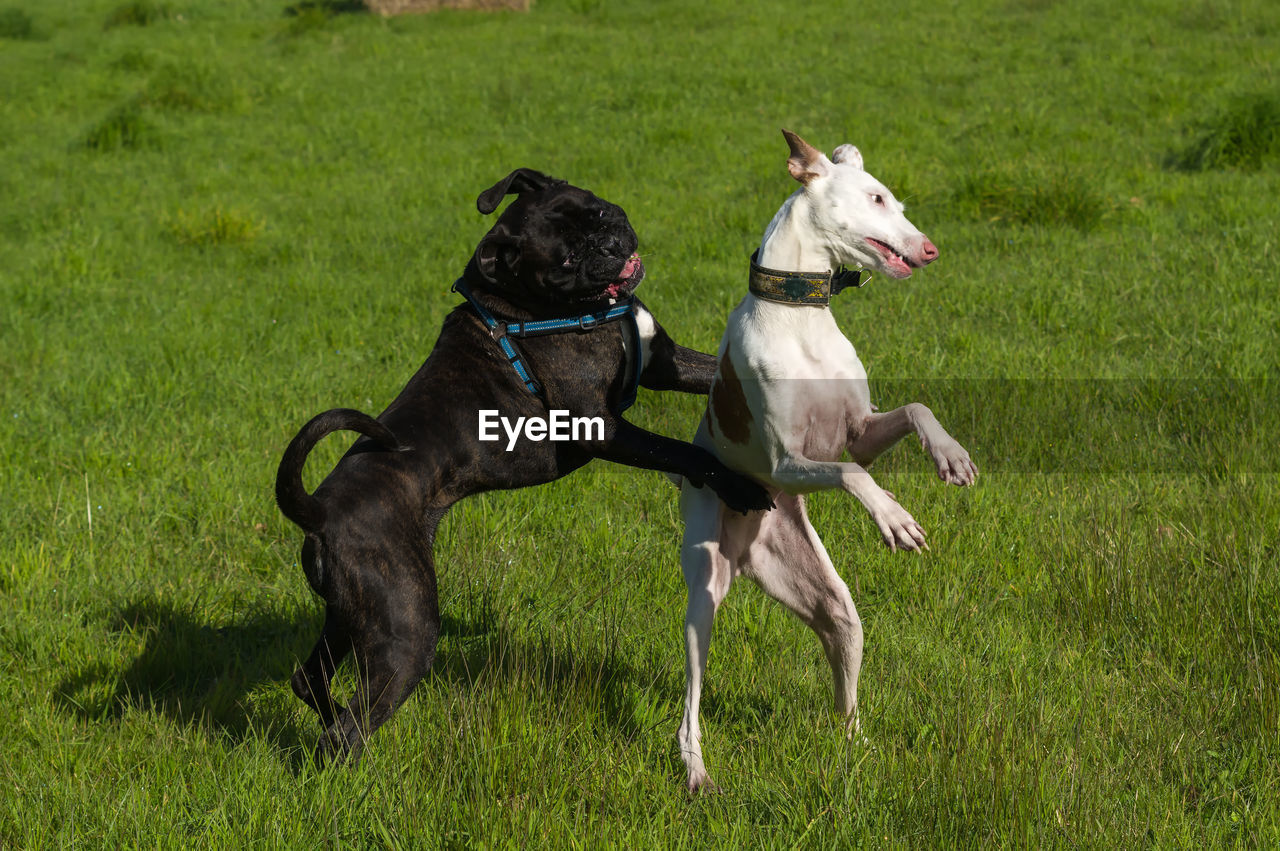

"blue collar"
[452, 278, 639, 408]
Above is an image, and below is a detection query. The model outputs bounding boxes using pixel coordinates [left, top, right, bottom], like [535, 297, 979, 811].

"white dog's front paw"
[871, 491, 927, 552]
[929, 439, 978, 487]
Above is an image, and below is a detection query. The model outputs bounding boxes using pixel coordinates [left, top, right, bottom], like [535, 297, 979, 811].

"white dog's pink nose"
[919, 238, 939, 265]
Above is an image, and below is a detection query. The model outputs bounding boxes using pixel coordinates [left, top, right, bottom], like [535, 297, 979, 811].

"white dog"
[676, 130, 978, 792]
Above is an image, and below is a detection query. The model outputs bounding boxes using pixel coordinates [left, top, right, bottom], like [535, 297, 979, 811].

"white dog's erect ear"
[782, 129, 830, 184]
[831, 144, 864, 170]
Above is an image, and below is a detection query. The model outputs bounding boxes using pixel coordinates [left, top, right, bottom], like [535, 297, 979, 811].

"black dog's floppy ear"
[476, 168, 564, 215]
[475, 226, 519, 280]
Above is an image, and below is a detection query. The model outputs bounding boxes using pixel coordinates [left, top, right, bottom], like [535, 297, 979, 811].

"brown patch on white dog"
[709, 340, 753, 445]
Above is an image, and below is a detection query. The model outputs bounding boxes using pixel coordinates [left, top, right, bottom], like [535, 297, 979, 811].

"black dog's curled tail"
[275, 408, 402, 534]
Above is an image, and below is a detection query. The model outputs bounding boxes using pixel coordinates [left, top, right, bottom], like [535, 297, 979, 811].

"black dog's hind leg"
[316, 551, 442, 764]
[292, 614, 352, 729]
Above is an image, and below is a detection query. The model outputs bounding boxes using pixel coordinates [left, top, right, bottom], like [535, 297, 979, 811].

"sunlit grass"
[1, 0, 1278, 846]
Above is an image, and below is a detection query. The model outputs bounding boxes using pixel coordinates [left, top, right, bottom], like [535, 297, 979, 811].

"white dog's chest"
[792, 389, 865, 460]
[710, 300, 874, 470]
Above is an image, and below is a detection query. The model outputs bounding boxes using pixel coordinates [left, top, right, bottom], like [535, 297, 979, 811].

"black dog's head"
[471, 168, 645, 310]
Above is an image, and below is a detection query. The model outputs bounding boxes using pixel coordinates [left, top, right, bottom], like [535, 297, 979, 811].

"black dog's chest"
[513, 318, 639, 414]
[452, 284, 642, 415]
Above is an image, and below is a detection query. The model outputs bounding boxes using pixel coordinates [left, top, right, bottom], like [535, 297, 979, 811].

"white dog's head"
[782, 129, 938, 278]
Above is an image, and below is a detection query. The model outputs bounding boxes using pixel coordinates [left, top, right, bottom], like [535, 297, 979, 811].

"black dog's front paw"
[702, 466, 774, 514]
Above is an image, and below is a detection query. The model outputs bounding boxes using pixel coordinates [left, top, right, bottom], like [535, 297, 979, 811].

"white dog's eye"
[871, 194, 884, 206]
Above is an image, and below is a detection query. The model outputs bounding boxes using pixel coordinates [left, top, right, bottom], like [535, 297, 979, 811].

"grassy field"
[2, 0, 1278, 845]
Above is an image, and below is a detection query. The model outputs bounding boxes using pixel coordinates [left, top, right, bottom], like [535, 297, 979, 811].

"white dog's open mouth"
[865, 238, 913, 278]
[604, 253, 644, 298]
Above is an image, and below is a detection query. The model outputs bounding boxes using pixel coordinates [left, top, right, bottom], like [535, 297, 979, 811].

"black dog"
[276, 168, 772, 762]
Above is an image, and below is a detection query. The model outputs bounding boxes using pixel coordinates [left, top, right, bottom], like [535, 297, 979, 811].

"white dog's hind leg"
[677, 480, 739, 792]
[740, 494, 864, 733]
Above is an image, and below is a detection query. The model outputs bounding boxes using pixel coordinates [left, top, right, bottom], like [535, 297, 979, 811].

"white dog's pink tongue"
[868, 239, 911, 277]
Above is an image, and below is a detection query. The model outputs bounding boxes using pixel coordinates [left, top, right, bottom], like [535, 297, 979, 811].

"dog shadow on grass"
[54, 593, 775, 769]
[54, 595, 321, 757]
[426, 603, 781, 749]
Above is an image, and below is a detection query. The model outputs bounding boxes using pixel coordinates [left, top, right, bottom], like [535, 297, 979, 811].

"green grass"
[1168, 90, 1280, 172]
[1, 0, 1278, 846]
[946, 167, 1112, 231]
[0, 6, 38, 40]
[166, 206, 265, 246]
[103, 0, 174, 30]
[79, 98, 162, 150]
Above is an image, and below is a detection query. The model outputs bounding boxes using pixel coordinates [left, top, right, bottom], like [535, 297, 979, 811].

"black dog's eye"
[562, 251, 576, 267]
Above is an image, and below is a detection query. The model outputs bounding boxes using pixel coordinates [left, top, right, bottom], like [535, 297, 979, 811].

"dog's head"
[471, 168, 644, 309]
[781, 130, 938, 279]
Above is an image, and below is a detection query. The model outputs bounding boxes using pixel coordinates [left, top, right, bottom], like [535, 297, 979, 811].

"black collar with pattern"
[747, 250, 870, 305]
